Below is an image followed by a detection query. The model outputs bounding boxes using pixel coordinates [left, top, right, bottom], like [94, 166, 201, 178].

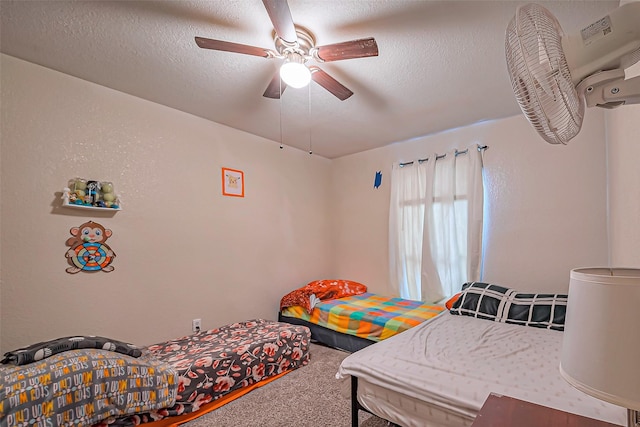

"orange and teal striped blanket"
[280, 292, 445, 341]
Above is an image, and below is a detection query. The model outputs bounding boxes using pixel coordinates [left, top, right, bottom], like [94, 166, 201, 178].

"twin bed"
[336, 282, 628, 427]
[278, 279, 445, 353]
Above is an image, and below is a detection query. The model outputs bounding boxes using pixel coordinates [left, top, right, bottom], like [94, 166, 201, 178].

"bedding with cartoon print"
[100, 319, 311, 426]
[0, 348, 178, 427]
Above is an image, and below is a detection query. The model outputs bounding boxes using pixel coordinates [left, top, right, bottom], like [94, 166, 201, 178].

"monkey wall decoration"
[65, 221, 116, 274]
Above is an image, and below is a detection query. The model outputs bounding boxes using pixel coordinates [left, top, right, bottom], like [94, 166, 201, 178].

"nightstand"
[471, 393, 619, 427]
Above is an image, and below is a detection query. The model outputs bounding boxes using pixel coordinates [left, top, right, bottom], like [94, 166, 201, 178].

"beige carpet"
[182, 343, 390, 427]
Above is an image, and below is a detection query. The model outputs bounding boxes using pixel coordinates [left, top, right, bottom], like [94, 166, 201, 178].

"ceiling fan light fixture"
[280, 53, 311, 88]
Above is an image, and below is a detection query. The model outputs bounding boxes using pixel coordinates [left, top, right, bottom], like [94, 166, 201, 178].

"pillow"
[449, 282, 567, 331]
[280, 279, 368, 313]
[280, 288, 316, 312]
[311, 279, 367, 301]
[1, 335, 142, 365]
[445, 293, 462, 310]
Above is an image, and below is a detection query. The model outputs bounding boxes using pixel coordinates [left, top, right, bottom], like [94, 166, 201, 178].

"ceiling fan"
[194, 0, 378, 101]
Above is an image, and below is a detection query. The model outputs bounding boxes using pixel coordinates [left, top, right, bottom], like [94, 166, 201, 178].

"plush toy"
[101, 182, 113, 194]
[71, 178, 87, 199]
[73, 179, 87, 191]
[100, 181, 117, 205]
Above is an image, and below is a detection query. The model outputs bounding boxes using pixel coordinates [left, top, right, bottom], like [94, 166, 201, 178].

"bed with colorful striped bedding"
[279, 292, 445, 351]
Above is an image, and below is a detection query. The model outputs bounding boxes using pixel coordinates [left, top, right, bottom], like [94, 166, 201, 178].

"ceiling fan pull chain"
[308, 83, 312, 155]
[279, 77, 284, 150]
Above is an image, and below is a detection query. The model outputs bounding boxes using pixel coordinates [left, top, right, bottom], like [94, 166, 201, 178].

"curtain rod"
[399, 144, 488, 167]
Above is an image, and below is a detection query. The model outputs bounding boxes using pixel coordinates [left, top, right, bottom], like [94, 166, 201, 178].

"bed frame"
[351, 376, 366, 426]
[278, 311, 374, 353]
[350, 376, 380, 427]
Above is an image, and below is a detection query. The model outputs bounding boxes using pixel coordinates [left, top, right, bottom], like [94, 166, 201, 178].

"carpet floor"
[181, 343, 389, 427]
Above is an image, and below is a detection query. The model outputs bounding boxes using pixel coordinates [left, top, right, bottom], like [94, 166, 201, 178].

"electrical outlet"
[192, 318, 201, 333]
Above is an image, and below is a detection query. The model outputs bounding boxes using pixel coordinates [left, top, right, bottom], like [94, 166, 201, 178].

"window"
[389, 146, 484, 303]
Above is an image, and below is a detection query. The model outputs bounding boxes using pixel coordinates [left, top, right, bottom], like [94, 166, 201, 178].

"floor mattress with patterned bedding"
[108, 319, 311, 426]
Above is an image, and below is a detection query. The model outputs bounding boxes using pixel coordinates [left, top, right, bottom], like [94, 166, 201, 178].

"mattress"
[337, 312, 626, 426]
[355, 377, 472, 427]
[106, 319, 310, 426]
[281, 292, 444, 342]
[278, 312, 374, 353]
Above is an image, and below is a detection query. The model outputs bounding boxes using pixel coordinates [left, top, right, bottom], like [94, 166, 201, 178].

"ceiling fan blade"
[262, 0, 297, 44]
[309, 66, 353, 101]
[263, 71, 287, 99]
[312, 37, 379, 62]
[195, 37, 273, 58]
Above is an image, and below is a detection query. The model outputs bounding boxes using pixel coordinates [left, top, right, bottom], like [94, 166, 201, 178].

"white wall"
[0, 54, 332, 352]
[331, 110, 609, 296]
[606, 57, 640, 267]
[607, 102, 640, 267]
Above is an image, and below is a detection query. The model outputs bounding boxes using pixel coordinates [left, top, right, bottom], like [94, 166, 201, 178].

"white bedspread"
[337, 312, 626, 426]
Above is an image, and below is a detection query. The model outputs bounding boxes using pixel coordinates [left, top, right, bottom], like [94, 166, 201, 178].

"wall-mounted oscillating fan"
[505, 2, 640, 144]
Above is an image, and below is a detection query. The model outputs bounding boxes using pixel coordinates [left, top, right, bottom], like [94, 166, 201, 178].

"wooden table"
[471, 393, 620, 427]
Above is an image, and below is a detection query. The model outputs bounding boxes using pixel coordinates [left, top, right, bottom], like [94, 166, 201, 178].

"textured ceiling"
[0, 0, 619, 158]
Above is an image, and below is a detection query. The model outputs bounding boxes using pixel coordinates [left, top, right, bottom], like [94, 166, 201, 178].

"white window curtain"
[389, 145, 484, 302]
[389, 160, 428, 301]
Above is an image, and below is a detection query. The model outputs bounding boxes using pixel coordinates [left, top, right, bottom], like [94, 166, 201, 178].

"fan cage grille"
[505, 3, 584, 144]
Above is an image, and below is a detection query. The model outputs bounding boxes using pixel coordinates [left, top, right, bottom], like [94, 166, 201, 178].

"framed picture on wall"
[222, 167, 244, 197]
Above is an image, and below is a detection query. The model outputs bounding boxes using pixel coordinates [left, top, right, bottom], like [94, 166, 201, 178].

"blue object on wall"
[374, 171, 382, 189]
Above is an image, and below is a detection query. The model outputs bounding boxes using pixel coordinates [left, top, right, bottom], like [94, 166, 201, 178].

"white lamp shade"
[280, 56, 311, 88]
[560, 268, 640, 411]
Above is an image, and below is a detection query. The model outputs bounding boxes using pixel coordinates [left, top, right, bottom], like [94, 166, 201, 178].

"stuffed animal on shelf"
[100, 181, 116, 207]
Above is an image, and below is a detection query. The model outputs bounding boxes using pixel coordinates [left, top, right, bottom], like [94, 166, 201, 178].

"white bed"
[336, 311, 626, 427]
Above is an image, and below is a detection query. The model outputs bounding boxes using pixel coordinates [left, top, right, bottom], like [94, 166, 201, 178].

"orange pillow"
[310, 279, 367, 301]
[280, 288, 315, 312]
[280, 279, 367, 313]
[445, 293, 462, 310]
